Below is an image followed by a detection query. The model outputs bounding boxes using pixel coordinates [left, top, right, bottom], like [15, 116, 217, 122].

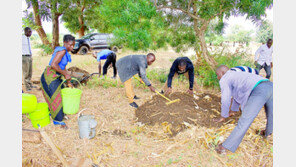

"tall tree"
[62, 0, 101, 38]
[256, 20, 273, 43]
[92, 0, 168, 51]
[227, 24, 253, 46]
[23, 0, 51, 46]
[154, 0, 273, 69]
[49, 0, 70, 48]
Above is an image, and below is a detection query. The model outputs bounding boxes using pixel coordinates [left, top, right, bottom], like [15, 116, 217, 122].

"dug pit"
[135, 92, 241, 136]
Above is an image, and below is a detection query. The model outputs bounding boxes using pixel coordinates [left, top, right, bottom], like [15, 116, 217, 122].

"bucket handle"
[61, 78, 82, 88]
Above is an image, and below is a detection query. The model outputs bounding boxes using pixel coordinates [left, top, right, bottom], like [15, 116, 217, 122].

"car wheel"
[111, 46, 118, 52]
[78, 46, 89, 55]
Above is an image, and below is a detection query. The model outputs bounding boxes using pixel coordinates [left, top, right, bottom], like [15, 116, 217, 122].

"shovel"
[133, 76, 180, 105]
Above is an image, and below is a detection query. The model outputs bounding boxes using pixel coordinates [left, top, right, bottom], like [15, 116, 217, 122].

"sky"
[22, 0, 273, 37]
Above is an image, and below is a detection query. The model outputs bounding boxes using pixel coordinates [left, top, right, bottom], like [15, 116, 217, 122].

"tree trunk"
[192, 18, 217, 70]
[51, 2, 60, 49]
[77, 14, 85, 38]
[32, 1, 50, 46]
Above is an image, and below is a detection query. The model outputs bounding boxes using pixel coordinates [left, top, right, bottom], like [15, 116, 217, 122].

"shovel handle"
[133, 76, 172, 102]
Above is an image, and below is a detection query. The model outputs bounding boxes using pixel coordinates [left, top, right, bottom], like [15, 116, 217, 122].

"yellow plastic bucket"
[22, 93, 38, 114]
[61, 79, 82, 115]
[28, 103, 50, 129]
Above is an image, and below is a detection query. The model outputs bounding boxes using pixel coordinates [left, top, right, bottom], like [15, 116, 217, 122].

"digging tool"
[79, 72, 100, 83]
[133, 76, 180, 105]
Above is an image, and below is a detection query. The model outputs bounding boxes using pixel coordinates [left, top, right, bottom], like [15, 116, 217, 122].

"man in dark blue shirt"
[163, 57, 199, 95]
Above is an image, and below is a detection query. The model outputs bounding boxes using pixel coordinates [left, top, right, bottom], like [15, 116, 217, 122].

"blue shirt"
[49, 46, 72, 70]
[219, 70, 266, 118]
[96, 49, 113, 61]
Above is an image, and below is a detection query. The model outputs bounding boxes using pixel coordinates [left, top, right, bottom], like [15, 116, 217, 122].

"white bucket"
[78, 115, 97, 139]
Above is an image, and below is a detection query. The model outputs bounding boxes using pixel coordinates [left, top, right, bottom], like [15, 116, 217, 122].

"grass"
[86, 76, 123, 89]
[196, 51, 254, 88]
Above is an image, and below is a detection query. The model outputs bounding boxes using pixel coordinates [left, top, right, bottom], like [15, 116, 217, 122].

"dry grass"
[23, 48, 273, 166]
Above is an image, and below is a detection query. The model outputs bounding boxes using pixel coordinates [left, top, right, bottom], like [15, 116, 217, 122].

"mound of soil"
[68, 66, 90, 86]
[135, 92, 241, 136]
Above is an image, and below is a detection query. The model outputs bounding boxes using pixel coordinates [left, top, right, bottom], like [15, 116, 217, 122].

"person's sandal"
[215, 144, 227, 154]
[256, 129, 267, 138]
[53, 120, 68, 129]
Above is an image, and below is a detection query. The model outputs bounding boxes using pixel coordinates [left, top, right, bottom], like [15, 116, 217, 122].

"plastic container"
[28, 103, 50, 129]
[22, 93, 38, 114]
[61, 87, 82, 114]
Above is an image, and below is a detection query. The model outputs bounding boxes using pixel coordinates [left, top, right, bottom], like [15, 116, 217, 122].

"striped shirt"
[230, 66, 259, 75]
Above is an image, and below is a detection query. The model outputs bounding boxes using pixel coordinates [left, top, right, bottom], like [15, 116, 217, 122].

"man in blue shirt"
[92, 49, 117, 78]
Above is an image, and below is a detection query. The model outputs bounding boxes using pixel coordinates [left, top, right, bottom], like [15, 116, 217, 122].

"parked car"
[72, 33, 119, 55]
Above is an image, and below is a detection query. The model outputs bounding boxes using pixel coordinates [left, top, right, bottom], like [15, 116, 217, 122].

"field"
[22, 46, 273, 166]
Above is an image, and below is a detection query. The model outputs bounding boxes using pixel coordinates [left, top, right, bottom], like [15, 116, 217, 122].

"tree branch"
[157, 6, 199, 20]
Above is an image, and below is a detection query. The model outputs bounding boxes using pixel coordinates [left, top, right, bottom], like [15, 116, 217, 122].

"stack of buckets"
[22, 93, 50, 129]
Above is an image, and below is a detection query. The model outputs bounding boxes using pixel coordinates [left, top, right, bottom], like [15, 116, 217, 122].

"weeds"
[196, 51, 254, 88]
[86, 77, 123, 89]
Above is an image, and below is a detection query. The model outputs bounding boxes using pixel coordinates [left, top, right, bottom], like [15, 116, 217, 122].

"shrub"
[196, 52, 254, 88]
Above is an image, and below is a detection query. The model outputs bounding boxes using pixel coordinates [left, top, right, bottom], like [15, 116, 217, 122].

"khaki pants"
[162, 72, 200, 92]
[124, 78, 135, 103]
[22, 56, 33, 90]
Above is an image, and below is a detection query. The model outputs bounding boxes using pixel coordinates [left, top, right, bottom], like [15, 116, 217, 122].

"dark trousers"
[103, 53, 117, 77]
[256, 63, 271, 79]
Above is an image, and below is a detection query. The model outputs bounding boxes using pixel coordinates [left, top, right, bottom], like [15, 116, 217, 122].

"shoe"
[134, 95, 140, 100]
[111, 76, 116, 79]
[215, 144, 227, 154]
[53, 120, 68, 129]
[160, 90, 164, 94]
[129, 102, 139, 108]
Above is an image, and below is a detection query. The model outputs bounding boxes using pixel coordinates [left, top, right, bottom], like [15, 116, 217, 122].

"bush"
[35, 44, 53, 56]
[147, 69, 168, 83]
[196, 52, 254, 88]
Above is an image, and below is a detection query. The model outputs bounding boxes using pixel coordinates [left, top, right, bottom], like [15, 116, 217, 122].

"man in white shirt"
[22, 27, 36, 91]
[254, 39, 273, 79]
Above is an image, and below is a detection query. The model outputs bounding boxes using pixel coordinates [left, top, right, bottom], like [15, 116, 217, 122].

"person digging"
[92, 49, 117, 78]
[162, 57, 201, 95]
[116, 53, 156, 108]
[213, 65, 273, 154]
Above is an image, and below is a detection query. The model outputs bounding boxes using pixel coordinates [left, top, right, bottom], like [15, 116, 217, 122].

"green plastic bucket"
[61, 79, 82, 115]
[22, 93, 37, 114]
[29, 102, 50, 129]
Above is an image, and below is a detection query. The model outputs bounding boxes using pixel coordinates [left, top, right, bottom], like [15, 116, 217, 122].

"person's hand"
[65, 73, 71, 81]
[165, 87, 172, 95]
[229, 111, 238, 117]
[92, 52, 97, 58]
[213, 117, 225, 123]
[187, 89, 193, 95]
[67, 82, 74, 88]
[149, 85, 155, 92]
[271, 62, 273, 68]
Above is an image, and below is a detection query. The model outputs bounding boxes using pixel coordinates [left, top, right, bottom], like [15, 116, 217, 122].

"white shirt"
[254, 44, 273, 66]
[22, 34, 32, 55]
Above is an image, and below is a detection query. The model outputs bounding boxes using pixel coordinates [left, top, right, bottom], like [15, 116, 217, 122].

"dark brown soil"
[135, 92, 241, 136]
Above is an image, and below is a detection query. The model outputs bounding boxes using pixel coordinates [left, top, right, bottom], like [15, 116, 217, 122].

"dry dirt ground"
[22, 48, 273, 166]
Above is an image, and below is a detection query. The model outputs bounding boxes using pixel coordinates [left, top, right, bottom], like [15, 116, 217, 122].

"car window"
[93, 35, 100, 40]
